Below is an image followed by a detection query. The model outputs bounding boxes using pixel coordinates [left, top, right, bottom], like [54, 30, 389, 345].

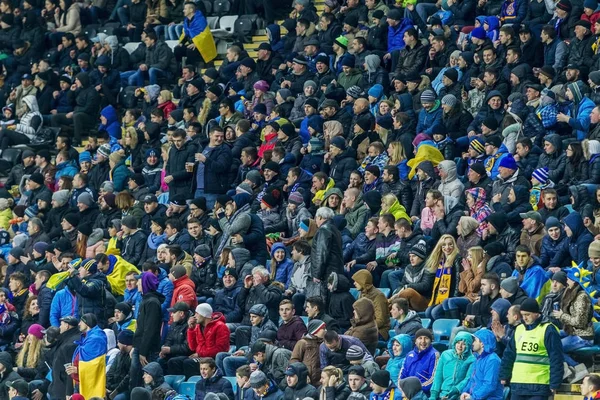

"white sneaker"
[569, 363, 589, 383]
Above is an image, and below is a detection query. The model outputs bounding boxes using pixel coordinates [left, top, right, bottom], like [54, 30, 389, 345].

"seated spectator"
[390, 241, 434, 312]
[276, 299, 307, 351]
[461, 329, 504, 400]
[283, 362, 319, 400]
[344, 298, 379, 356]
[194, 358, 235, 400]
[400, 328, 439, 394]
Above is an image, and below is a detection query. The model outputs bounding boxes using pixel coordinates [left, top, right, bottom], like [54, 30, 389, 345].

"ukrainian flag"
[512, 266, 551, 304]
[181, 10, 217, 63]
[105, 254, 140, 296]
[74, 326, 107, 399]
[406, 141, 444, 180]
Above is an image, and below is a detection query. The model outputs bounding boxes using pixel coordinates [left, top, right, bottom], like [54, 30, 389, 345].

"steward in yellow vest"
[499, 298, 564, 398]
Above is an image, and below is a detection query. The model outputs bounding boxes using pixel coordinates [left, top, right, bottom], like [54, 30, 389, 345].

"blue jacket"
[50, 287, 78, 327]
[99, 105, 121, 142]
[344, 232, 376, 264]
[213, 282, 242, 323]
[430, 332, 475, 400]
[464, 329, 504, 400]
[400, 344, 440, 394]
[416, 102, 443, 136]
[370, 385, 403, 400]
[386, 334, 413, 385]
[484, 144, 509, 181]
[562, 212, 594, 265]
[267, 243, 294, 288]
[54, 160, 78, 182]
[110, 159, 132, 192]
[52, 89, 73, 113]
[569, 96, 595, 141]
[540, 226, 568, 269]
[499, 319, 563, 396]
[195, 370, 235, 400]
[124, 287, 142, 318]
[387, 19, 413, 52]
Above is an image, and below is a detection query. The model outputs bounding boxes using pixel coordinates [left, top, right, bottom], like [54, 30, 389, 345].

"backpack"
[120, 86, 139, 109]
[30, 127, 55, 145]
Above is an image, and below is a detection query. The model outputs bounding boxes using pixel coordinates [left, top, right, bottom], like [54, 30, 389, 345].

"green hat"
[334, 36, 348, 50]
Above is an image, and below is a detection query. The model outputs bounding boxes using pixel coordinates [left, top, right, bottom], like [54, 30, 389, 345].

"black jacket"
[238, 280, 283, 325]
[45, 204, 70, 240]
[79, 204, 101, 229]
[88, 160, 110, 193]
[163, 317, 192, 357]
[322, 148, 358, 190]
[166, 142, 194, 197]
[197, 143, 233, 194]
[106, 351, 131, 394]
[311, 220, 344, 281]
[65, 272, 112, 326]
[73, 73, 100, 117]
[145, 40, 177, 75]
[94, 207, 123, 237]
[122, 230, 148, 266]
[48, 327, 79, 399]
[134, 290, 166, 357]
[394, 41, 427, 77]
[283, 363, 319, 400]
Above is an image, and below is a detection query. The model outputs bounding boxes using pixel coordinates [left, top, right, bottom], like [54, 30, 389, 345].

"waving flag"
[181, 10, 217, 63]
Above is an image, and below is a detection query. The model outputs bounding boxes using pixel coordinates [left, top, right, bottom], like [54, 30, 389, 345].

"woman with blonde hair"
[319, 365, 350, 400]
[425, 234, 462, 321]
[15, 323, 45, 375]
[387, 141, 409, 181]
[123, 127, 143, 173]
[441, 246, 485, 320]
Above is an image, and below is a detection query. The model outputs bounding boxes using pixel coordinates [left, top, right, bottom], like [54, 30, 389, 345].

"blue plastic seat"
[178, 382, 196, 397]
[432, 318, 460, 344]
[165, 375, 185, 392]
[572, 322, 600, 356]
[301, 316, 309, 326]
[225, 376, 238, 394]
[380, 288, 391, 298]
[350, 288, 360, 300]
[421, 318, 431, 329]
[187, 376, 202, 383]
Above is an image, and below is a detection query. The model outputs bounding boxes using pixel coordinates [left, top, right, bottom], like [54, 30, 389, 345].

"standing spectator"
[68, 314, 107, 399]
[308, 207, 343, 299]
[194, 126, 233, 209]
[461, 329, 504, 400]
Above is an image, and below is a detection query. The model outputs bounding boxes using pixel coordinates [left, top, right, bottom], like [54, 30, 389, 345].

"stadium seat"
[225, 376, 237, 394]
[234, 16, 255, 42]
[380, 288, 391, 298]
[165, 375, 185, 392]
[212, 0, 231, 16]
[1, 148, 22, 167]
[187, 376, 202, 383]
[432, 318, 460, 351]
[123, 42, 140, 55]
[421, 318, 431, 329]
[202, 0, 212, 15]
[178, 382, 195, 397]
[503, 386, 510, 400]
[350, 288, 360, 300]
[207, 16, 219, 29]
[165, 40, 179, 51]
[572, 322, 600, 357]
[301, 316, 309, 326]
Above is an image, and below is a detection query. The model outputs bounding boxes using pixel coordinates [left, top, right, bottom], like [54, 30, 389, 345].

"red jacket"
[171, 275, 198, 310]
[158, 100, 176, 119]
[187, 313, 230, 357]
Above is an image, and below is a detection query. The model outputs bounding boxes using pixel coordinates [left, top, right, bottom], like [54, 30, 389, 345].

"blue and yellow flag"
[512, 265, 551, 304]
[105, 254, 140, 296]
[181, 10, 217, 63]
[74, 326, 107, 399]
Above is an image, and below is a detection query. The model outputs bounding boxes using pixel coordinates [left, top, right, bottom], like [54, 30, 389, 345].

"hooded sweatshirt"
[463, 329, 503, 400]
[437, 160, 464, 198]
[15, 95, 42, 139]
[99, 105, 121, 143]
[345, 297, 379, 356]
[386, 334, 413, 384]
[352, 270, 391, 338]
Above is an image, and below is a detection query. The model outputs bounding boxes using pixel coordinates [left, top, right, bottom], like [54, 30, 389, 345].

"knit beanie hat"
[589, 140, 600, 155]
[498, 155, 518, 170]
[589, 240, 600, 258]
[556, 0, 572, 11]
[307, 319, 326, 335]
[309, 137, 324, 153]
[408, 240, 427, 259]
[520, 298, 540, 313]
[482, 116, 499, 131]
[249, 370, 269, 388]
[79, 151, 92, 164]
[347, 85, 362, 99]
[370, 370, 390, 388]
[469, 137, 486, 155]
[420, 89, 436, 104]
[500, 277, 519, 294]
[346, 345, 365, 361]
[365, 165, 381, 178]
[414, 328, 433, 341]
[443, 69, 458, 82]
[288, 191, 305, 206]
[334, 35, 348, 49]
[471, 27, 486, 39]
[97, 144, 111, 158]
[63, 213, 80, 227]
[532, 167, 549, 184]
[584, 0, 597, 9]
[552, 271, 568, 286]
[590, 71, 600, 86]
[441, 94, 458, 108]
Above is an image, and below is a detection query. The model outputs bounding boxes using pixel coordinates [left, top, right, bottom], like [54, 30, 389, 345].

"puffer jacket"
[344, 298, 379, 356]
[290, 334, 323, 385]
[584, 153, 600, 184]
[562, 212, 594, 265]
[395, 41, 427, 77]
[416, 102, 443, 136]
[539, 221, 569, 269]
[430, 332, 476, 400]
[187, 312, 230, 358]
[464, 329, 504, 400]
[213, 282, 242, 323]
[400, 344, 440, 394]
[537, 134, 567, 182]
[344, 197, 370, 239]
[238, 279, 283, 325]
[283, 362, 319, 400]
[352, 270, 391, 338]
[144, 40, 177, 75]
[65, 271, 112, 327]
[386, 334, 413, 384]
[15, 95, 42, 139]
[195, 370, 235, 400]
[437, 161, 464, 198]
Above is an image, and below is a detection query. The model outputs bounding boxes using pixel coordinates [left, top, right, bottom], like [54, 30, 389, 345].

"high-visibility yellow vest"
[512, 323, 551, 385]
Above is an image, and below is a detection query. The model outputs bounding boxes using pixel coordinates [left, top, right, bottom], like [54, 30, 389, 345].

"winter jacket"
[134, 290, 166, 357]
[344, 198, 370, 239]
[48, 327, 79, 399]
[386, 334, 413, 384]
[310, 220, 344, 281]
[121, 230, 147, 266]
[437, 161, 464, 198]
[319, 335, 372, 373]
[197, 143, 233, 194]
[327, 273, 355, 332]
[345, 298, 379, 356]
[431, 196, 464, 243]
[238, 280, 283, 326]
[559, 212, 594, 265]
[416, 103, 443, 136]
[49, 287, 77, 327]
[187, 312, 230, 358]
[261, 343, 292, 386]
[277, 316, 307, 351]
[170, 275, 197, 310]
[392, 310, 423, 338]
[65, 272, 111, 326]
[291, 334, 323, 385]
[463, 329, 504, 400]
[568, 86, 595, 141]
[213, 283, 242, 323]
[352, 270, 391, 339]
[166, 141, 194, 197]
[540, 227, 569, 269]
[322, 148, 358, 190]
[195, 371, 235, 400]
[537, 134, 567, 182]
[395, 41, 427, 77]
[400, 344, 440, 394]
[430, 332, 475, 400]
[162, 317, 191, 357]
[283, 362, 319, 400]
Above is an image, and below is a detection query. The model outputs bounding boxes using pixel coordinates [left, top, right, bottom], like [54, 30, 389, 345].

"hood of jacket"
[142, 362, 165, 385]
[287, 362, 310, 389]
[569, 185, 589, 211]
[485, 90, 504, 106]
[490, 298, 511, 324]
[564, 211, 587, 240]
[363, 190, 382, 214]
[322, 187, 343, 204]
[512, 185, 530, 206]
[101, 105, 118, 125]
[388, 333, 413, 360]
[328, 272, 351, 293]
[267, 24, 281, 44]
[544, 133, 563, 155]
[486, 16, 500, 30]
[0, 351, 12, 370]
[76, 72, 90, 88]
[452, 331, 474, 358]
[352, 269, 374, 291]
[23, 95, 39, 113]
[398, 93, 413, 112]
[352, 297, 375, 325]
[365, 54, 381, 73]
[270, 242, 289, 259]
[438, 160, 457, 183]
[231, 247, 251, 268]
[443, 195, 459, 215]
[474, 328, 496, 355]
[399, 377, 423, 399]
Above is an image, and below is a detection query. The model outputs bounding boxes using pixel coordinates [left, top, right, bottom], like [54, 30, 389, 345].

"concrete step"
[252, 35, 268, 41]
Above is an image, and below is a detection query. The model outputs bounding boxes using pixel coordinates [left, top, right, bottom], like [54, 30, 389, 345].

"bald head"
[344, 188, 360, 208]
[354, 98, 369, 113]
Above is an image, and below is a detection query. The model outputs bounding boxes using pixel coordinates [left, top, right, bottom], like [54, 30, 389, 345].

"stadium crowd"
[3, 0, 600, 398]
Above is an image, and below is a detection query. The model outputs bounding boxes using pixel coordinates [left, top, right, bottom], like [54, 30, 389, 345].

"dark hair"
[166, 218, 182, 232]
[272, 147, 285, 158]
[353, 37, 366, 48]
[584, 375, 600, 391]
[482, 272, 500, 288]
[542, 25, 557, 39]
[236, 365, 251, 378]
[187, 218, 201, 226]
[506, 45, 521, 57]
[151, 108, 164, 119]
[395, 218, 412, 231]
[172, 129, 186, 139]
[9, 272, 27, 286]
[184, 107, 196, 115]
[146, 31, 158, 42]
[324, 330, 339, 343]
[516, 137, 532, 150]
[198, 358, 216, 369]
[484, 67, 499, 79]
[220, 98, 234, 112]
[142, 261, 159, 273]
[63, 33, 75, 42]
[404, 28, 418, 40]
[237, 119, 251, 133]
[499, 25, 515, 37]
[306, 296, 324, 312]
[241, 146, 258, 160]
[167, 245, 183, 259]
[95, 253, 109, 264]
[313, 172, 328, 182]
[292, 240, 311, 255]
[321, 12, 335, 23]
[383, 165, 399, 182]
[36, 270, 51, 281]
[567, 141, 584, 165]
[515, 245, 531, 255]
[391, 297, 409, 314]
[379, 213, 395, 227]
